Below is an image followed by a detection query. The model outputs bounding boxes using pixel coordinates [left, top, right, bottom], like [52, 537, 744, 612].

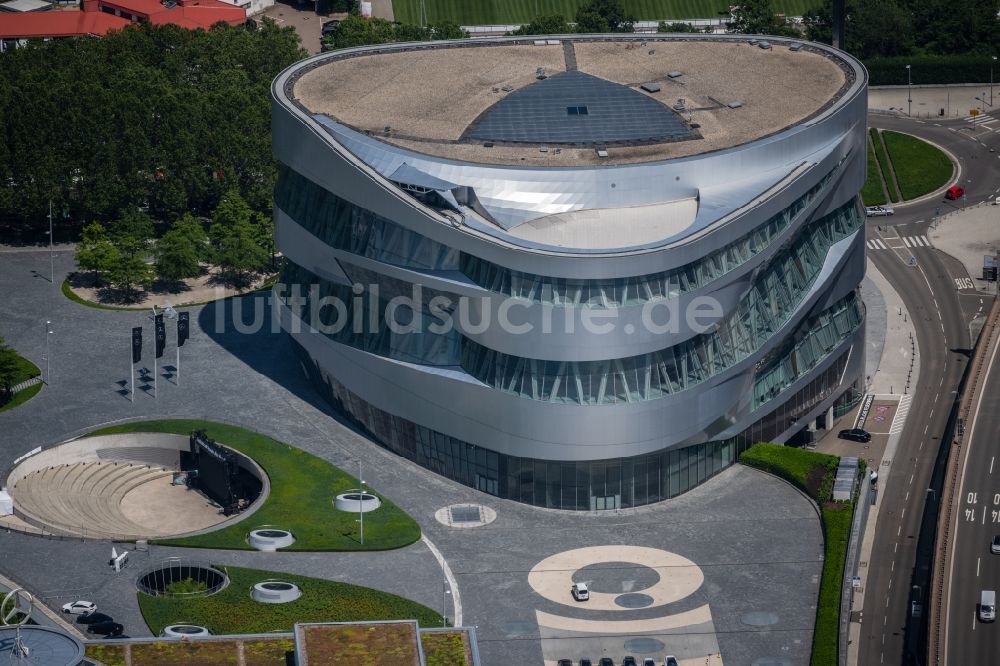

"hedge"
[865, 55, 998, 86]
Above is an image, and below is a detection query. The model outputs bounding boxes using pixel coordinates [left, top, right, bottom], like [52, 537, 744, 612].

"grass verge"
[84, 643, 127, 666]
[861, 140, 888, 206]
[86, 420, 421, 551]
[740, 443, 857, 666]
[882, 130, 954, 201]
[869, 128, 901, 203]
[0, 382, 42, 414]
[422, 631, 469, 666]
[137, 564, 443, 635]
[60, 273, 279, 312]
[391, 0, 813, 24]
[0, 348, 41, 413]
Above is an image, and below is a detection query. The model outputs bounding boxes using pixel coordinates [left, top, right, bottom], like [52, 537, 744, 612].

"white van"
[980, 590, 996, 622]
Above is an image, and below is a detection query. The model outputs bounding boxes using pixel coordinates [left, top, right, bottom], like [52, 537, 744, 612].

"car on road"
[865, 205, 895, 217]
[623, 657, 637, 666]
[321, 19, 341, 36]
[61, 601, 96, 615]
[979, 590, 996, 622]
[911, 600, 922, 618]
[838, 428, 872, 443]
[598, 659, 614, 666]
[579, 660, 593, 666]
[557, 660, 572, 666]
[945, 185, 965, 200]
[571, 582, 590, 601]
[991, 534, 1000, 554]
[87, 621, 124, 637]
[664, 657, 679, 666]
[643, 659, 656, 666]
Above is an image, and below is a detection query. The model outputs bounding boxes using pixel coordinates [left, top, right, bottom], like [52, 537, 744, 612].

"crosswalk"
[964, 113, 998, 130]
[866, 235, 931, 250]
[889, 394, 912, 435]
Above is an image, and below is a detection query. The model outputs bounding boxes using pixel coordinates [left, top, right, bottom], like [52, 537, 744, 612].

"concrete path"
[869, 84, 1000, 120]
[928, 201, 1000, 294]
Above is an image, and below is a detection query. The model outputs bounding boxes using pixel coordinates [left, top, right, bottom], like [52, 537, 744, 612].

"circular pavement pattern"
[573, 561, 660, 593]
[614, 593, 655, 608]
[742, 611, 780, 626]
[528, 545, 704, 612]
[624, 637, 666, 653]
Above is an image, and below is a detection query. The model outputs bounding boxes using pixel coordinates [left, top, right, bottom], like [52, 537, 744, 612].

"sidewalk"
[928, 201, 1000, 293]
[869, 84, 999, 119]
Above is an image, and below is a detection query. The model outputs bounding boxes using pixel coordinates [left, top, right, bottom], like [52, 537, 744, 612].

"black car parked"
[838, 428, 871, 443]
[87, 621, 124, 637]
[76, 612, 113, 625]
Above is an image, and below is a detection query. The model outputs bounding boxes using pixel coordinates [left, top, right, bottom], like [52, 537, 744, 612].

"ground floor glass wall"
[293, 338, 860, 510]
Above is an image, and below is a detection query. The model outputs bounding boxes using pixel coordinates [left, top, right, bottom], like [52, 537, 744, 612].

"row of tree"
[76, 191, 274, 299]
[324, 16, 468, 50]
[0, 337, 30, 405]
[0, 20, 305, 241]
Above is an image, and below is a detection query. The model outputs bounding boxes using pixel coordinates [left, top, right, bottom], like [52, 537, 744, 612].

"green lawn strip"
[881, 130, 954, 201]
[391, 0, 811, 24]
[422, 631, 469, 666]
[129, 641, 241, 665]
[869, 128, 901, 203]
[137, 565, 443, 635]
[861, 140, 888, 206]
[85, 420, 420, 551]
[740, 443, 856, 666]
[243, 638, 296, 666]
[0, 382, 42, 414]
[61, 275, 278, 312]
[84, 643, 128, 666]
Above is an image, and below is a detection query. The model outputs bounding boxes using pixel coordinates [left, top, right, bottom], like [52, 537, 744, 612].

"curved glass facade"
[460, 200, 863, 404]
[294, 338, 857, 510]
[275, 166, 460, 270]
[460, 167, 839, 306]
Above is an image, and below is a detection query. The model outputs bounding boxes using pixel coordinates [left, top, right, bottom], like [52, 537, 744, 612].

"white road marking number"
[955, 277, 975, 290]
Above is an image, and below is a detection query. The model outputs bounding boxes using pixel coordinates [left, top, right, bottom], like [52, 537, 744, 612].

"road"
[944, 316, 1000, 665]
[857, 110, 1000, 666]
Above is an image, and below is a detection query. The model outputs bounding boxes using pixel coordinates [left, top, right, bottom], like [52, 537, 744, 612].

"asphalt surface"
[857, 111, 1000, 666]
[943, 321, 1000, 664]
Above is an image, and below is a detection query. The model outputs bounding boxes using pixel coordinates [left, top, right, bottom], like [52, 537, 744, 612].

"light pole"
[906, 64, 912, 117]
[358, 461, 364, 546]
[441, 580, 450, 626]
[992, 56, 997, 107]
[47, 200, 54, 286]
[43, 321, 53, 384]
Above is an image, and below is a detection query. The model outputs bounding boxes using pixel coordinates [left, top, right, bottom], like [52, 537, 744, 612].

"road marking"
[978, 557, 981, 577]
[421, 535, 462, 626]
[898, 525, 902, 536]
[905, 490, 910, 501]
[895, 542, 899, 553]
[902, 507, 906, 519]
[910, 473, 914, 485]
[904, 237, 912, 248]
[991, 457, 996, 474]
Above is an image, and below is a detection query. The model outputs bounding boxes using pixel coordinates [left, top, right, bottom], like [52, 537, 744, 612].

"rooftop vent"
[647, 49, 656, 55]
[501, 85, 514, 93]
[673, 98, 686, 111]
[668, 70, 683, 78]
[595, 149, 609, 158]
[727, 100, 743, 109]
[789, 42, 803, 51]
[546, 39, 560, 45]
[748, 39, 759, 45]
[757, 40, 771, 50]
[567, 106, 589, 115]
[536, 67, 547, 80]
[533, 40, 547, 46]
[640, 82, 661, 93]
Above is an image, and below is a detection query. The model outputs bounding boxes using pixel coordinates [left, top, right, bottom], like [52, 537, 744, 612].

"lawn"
[137, 565, 443, 635]
[869, 128, 901, 203]
[84, 644, 127, 666]
[861, 140, 888, 206]
[0, 347, 41, 414]
[301, 623, 420, 666]
[86, 639, 295, 666]
[881, 130, 953, 201]
[86, 420, 421, 551]
[740, 443, 858, 666]
[391, 0, 814, 24]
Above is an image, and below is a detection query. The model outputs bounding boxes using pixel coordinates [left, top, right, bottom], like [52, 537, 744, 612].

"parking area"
[259, 1, 340, 55]
[431, 464, 825, 666]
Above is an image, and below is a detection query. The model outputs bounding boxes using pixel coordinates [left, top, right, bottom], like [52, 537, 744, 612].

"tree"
[214, 218, 269, 286]
[329, 15, 398, 49]
[575, 0, 635, 33]
[430, 21, 468, 40]
[105, 208, 155, 299]
[106, 255, 155, 299]
[0, 337, 20, 403]
[75, 222, 120, 284]
[154, 230, 202, 282]
[172, 214, 211, 262]
[511, 14, 572, 36]
[804, 0, 914, 59]
[209, 189, 254, 247]
[729, 0, 776, 34]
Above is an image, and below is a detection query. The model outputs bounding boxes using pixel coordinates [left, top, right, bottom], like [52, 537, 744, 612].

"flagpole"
[130, 340, 134, 403]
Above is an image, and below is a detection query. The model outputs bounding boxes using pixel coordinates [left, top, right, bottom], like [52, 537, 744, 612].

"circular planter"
[248, 528, 295, 552]
[251, 581, 302, 604]
[136, 561, 229, 597]
[334, 491, 381, 513]
[162, 624, 211, 638]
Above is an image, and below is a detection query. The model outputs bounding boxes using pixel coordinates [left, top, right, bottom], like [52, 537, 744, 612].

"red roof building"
[0, 0, 245, 42]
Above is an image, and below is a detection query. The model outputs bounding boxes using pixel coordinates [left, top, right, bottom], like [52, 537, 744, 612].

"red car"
[945, 185, 965, 200]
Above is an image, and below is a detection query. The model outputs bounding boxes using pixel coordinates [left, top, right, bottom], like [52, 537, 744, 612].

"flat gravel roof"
[290, 36, 851, 166]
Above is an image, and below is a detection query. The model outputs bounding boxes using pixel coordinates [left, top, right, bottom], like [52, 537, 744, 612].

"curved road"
[857, 111, 1000, 666]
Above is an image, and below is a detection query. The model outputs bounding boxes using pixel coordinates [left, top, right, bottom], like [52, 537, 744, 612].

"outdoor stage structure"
[270, 34, 868, 510]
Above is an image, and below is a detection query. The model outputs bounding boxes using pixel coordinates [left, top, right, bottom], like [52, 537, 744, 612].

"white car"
[865, 206, 895, 217]
[61, 600, 96, 615]
[991, 534, 1000, 555]
[571, 582, 589, 601]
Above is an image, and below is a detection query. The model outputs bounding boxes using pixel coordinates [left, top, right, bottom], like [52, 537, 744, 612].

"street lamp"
[441, 580, 450, 626]
[906, 64, 912, 117]
[992, 56, 997, 107]
[43, 321, 53, 384]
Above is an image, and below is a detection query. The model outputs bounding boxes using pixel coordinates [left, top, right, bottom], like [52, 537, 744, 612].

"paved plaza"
[0, 249, 823, 664]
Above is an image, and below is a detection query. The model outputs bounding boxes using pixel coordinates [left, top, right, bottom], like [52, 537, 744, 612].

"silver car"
[865, 205, 895, 217]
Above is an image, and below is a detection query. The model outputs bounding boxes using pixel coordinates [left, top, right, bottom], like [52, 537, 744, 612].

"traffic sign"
[971, 109, 980, 116]
[907, 255, 918, 266]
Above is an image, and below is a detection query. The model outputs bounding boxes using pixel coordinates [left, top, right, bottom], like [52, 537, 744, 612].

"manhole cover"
[615, 593, 654, 608]
[623, 637, 665, 653]
[742, 611, 780, 626]
[450, 506, 482, 523]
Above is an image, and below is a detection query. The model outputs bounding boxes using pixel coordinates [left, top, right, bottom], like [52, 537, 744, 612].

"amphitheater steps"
[96, 447, 180, 470]
[10, 463, 176, 540]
